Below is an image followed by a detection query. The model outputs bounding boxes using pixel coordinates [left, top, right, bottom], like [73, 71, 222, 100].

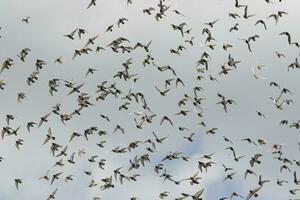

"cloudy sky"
[0, 0, 300, 199]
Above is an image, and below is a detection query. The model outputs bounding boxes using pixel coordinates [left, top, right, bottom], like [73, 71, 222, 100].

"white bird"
[251, 67, 267, 80]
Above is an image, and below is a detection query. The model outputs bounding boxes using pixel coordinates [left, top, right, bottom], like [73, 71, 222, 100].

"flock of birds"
[1, 0, 300, 199]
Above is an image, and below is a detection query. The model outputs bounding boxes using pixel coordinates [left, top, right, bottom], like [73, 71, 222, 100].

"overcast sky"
[0, 0, 300, 199]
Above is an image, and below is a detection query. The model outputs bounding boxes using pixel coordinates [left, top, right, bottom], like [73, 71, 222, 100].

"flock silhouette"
[0, 0, 300, 199]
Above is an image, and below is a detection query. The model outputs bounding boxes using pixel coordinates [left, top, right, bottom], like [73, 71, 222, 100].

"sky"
[0, 0, 300, 199]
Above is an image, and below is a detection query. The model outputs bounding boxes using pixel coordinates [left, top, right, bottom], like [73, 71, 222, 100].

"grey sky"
[0, 0, 300, 199]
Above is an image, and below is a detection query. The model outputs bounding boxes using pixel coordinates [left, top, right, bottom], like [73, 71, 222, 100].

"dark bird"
[87, 0, 97, 9]
[64, 29, 78, 40]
